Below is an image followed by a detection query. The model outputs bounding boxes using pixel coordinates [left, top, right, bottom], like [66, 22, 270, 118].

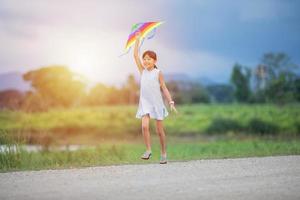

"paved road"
[1, 156, 300, 200]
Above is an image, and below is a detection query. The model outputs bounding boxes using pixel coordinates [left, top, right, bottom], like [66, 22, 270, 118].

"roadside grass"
[1, 136, 300, 172]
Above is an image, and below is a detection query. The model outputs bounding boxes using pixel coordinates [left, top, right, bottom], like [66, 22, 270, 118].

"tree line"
[230, 52, 299, 104]
[0, 52, 299, 112]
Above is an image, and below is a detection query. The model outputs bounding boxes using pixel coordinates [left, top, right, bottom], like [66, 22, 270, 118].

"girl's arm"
[159, 71, 172, 102]
[159, 71, 178, 113]
[133, 32, 143, 74]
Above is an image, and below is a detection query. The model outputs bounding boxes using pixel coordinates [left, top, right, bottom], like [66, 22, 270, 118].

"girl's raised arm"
[133, 32, 144, 74]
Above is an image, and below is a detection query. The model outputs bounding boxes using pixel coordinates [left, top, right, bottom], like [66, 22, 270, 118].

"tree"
[259, 52, 299, 104]
[188, 82, 210, 103]
[122, 74, 139, 104]
[230, 63, 251, 102]
[165, 81, 184, 104]
[265, 72, 296, 104]
[261, 52, 298, 81]
[23, 66, 86, 110]
[206, 84, 234, 103]
[0, 89, 24, 110]
[85, 83, 110, 105]
[254, 64, 268, 91]
[294, 77, 300, 102]
[166, 81, 210, 104]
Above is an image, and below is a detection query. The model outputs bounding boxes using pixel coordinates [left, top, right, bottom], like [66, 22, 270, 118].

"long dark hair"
[142, 50, 158, 69]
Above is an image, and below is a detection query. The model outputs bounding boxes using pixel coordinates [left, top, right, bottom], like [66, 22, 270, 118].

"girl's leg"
[142, 114, 151, 152]
[155, 120, 167, 156]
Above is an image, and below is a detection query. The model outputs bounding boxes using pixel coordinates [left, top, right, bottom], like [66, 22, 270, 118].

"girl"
[133, 31, 178, 164]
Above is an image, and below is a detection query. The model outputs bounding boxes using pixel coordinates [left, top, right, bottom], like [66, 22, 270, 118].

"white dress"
[136, 68, 169, 120]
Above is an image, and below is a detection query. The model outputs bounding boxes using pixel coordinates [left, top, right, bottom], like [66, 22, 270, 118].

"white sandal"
[160, 154, 167, 164]
[141, 151, 152, 160]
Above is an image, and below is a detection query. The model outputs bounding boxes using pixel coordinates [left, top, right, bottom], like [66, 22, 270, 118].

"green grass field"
[1, 137, 300, 172]
[1, 104, 299, 140]
[0, 103, 299, 172]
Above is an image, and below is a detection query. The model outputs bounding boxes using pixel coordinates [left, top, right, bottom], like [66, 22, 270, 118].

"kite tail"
[147, 28, 156, 39]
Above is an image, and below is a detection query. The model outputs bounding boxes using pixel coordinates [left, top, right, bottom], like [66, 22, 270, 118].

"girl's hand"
[170, 103, 178, 114]
[135, 31, 142, 40]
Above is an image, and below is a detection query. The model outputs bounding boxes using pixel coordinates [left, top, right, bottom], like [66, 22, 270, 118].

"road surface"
[1, 155, 300, 200]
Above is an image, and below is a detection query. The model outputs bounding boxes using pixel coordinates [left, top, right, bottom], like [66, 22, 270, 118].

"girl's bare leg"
[156, 120, 167, 156]
[142, 114, 151, 152]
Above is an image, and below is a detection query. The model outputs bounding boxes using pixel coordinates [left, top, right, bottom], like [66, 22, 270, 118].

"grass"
[0, 103, 299, 172]
[1, 104, 299, 140]
[1, 136, 300, 173]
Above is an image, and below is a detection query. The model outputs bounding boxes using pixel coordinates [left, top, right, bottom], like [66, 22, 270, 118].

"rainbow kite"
[120, 21, 164, 56]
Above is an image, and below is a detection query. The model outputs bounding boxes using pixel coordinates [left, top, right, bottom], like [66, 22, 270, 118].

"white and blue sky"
[0, 0, 299, 86]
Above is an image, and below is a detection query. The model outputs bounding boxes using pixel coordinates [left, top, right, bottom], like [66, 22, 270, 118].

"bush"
[247, 118, 279, 135]
[206, 118, 243, 134]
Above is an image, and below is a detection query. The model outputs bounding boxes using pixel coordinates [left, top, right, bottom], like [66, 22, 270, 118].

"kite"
[119, 21, 164, 57]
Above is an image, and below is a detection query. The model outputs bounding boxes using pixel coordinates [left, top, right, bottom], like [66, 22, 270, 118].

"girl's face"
[142, 54, 156, 69]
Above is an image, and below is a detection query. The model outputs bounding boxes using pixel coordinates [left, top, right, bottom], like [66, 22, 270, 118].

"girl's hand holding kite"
[135, 31, 142, 40]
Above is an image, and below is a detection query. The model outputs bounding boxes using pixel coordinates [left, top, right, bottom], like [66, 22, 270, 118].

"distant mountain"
[164, 73, 190, 82]
[193, 76, 217, 86]
[0, 71, 31, 92]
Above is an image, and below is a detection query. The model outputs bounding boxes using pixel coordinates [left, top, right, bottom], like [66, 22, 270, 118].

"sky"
[0, 0, 299, 87]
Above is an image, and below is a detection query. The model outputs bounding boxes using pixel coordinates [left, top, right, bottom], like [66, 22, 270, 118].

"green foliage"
[206, 84, 234, 103]
[206, 118, 243, 134]
[1, 52, 298, 112]
[205, 117, 281, 135]
[294, 78, 300, 101]
[230, 63, 252, 102]
[22, 66, 86, 111]
[166, 81, 210, 104]
[261, 52, 297, 80]
[1, 139, 300, 172]
[83, 74, 139, 106]
[0, 130, 22, 170]
[253, 52, 299, 104]
[0, 104, 299, 140]
[1, 104, 300, 172]
[247, 118, 279, 135]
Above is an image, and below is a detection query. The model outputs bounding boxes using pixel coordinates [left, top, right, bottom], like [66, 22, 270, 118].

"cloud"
[0, 0, 170, 85]
[0, 0, 299, 85]
[0, 0, 168, 34]
[143, 40, 234, 83]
